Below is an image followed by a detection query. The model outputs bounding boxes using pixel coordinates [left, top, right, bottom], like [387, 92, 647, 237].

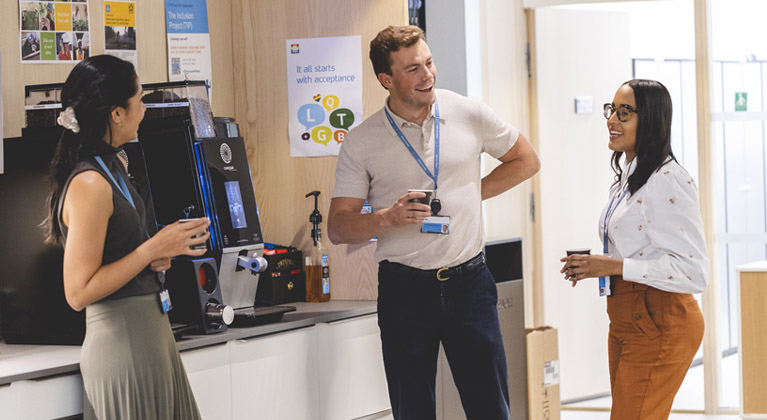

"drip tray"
[171, 324, 198, 342]
[230, 305, 296, 328]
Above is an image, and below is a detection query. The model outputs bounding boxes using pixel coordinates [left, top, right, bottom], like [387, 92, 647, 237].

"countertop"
[736, 261, 767, 273]
[0, 300, 377, 386]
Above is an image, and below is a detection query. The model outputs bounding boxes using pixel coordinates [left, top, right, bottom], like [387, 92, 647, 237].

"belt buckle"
[436, 267, 450, 282]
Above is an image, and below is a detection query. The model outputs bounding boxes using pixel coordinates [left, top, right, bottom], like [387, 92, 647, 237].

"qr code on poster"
[171, 57, 181, 75]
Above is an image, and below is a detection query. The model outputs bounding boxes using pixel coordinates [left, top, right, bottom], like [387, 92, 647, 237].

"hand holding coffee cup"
[405, 189, 432, 220]
[561, 248, 591, 287]
[178, 218, 209, 251]
[408, 189, 432, 206]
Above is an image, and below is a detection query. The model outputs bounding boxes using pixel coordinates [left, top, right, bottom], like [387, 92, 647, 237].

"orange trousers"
[606, 276, 704, 420]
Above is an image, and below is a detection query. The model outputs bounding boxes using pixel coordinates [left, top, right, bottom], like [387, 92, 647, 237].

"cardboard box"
[526, 326, 560, 420]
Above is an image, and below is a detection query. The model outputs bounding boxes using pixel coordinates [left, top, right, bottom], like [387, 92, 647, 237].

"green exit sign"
[735, 92, 748, 111]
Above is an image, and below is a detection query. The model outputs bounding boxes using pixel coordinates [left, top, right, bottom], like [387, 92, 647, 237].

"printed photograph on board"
[74, 32, 90, 60]
[39, 3, 55, 31]
[105, 26, 135, 50]
[21, 31, 41, 61]
[56, 32, 73, 60]
[21, 2, 40, 30]
[73, 3, 88, 31]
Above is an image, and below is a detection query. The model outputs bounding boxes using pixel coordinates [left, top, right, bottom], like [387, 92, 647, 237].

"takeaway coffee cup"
[408, 189, 433, 206]
[565, 248, 591, 279]
[179, 218, 208, 251]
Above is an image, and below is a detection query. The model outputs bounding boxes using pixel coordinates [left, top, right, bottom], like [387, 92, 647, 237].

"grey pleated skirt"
[81, 293, 202, 420]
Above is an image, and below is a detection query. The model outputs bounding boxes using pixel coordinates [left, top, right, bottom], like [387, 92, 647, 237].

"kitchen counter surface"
[0, 300, 377, 386]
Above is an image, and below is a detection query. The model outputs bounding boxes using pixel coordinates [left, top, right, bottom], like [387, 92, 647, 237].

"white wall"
[478, 0, 535, 325]
[425, 0, 474, 97]
[426, 0, 534, 239]
[428, 0, 535, 327]
[564, 0, 695, 60]
[535, 7, 631, 400]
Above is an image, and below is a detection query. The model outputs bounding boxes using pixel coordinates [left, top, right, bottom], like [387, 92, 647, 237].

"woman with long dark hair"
[559, 79, 708, 419]
[43, 55, 206, 419]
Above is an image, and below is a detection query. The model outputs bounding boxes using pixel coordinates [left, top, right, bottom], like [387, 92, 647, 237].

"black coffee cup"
[565, 248, 591, 279]
[408, 189, 432, 206]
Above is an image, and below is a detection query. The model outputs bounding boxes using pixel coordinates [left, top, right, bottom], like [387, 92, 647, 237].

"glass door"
[531, 0, 708, 413]
[710, 0, 767, 409]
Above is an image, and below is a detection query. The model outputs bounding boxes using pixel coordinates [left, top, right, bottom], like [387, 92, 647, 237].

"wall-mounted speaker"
[164, 257, 233, 335]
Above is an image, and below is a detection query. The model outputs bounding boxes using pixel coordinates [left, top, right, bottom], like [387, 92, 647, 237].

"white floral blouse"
[599, 158, 709, 294]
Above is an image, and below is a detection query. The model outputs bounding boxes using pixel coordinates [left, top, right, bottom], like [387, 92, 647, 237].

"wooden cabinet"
[738, 262, 767, 417]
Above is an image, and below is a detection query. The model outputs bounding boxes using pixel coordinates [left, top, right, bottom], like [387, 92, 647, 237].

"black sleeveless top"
[59, 149, 160, 301]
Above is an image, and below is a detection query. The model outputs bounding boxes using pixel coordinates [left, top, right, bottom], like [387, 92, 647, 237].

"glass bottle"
[305, 235, 330, 303]
[305, 190, 330, 302]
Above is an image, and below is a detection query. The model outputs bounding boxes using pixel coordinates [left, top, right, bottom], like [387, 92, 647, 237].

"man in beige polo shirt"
[328, 25, 539, 420]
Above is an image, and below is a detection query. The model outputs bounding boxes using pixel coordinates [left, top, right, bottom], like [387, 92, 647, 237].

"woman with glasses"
[559, 79, 708, 419]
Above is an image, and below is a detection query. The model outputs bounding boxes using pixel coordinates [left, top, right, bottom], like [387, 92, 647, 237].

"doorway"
[530, 0, 710, 412]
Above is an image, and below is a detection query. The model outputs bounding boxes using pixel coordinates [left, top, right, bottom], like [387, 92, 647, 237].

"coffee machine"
[137, 81, 294, 329]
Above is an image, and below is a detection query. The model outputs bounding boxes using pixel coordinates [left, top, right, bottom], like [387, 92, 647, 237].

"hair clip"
[57, 106, 80, 133]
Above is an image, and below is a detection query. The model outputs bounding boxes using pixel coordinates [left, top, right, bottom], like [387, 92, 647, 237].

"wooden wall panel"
[1, 0, 234, 138]
[230, 0, 407, 300]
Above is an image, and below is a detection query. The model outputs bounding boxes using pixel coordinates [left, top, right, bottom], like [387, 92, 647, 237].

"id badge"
[421, 216, 450, 234]
[599, 276, 612, 297]
[159, 289, 173, 313]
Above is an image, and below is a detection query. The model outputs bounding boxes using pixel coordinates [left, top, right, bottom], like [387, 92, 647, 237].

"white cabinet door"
[0, 383, 16, 420]
[14, 374, 83, 420]
[317, 314, 390, 420]
[230, 326, 319, 420]
[181, 342, 232, 420]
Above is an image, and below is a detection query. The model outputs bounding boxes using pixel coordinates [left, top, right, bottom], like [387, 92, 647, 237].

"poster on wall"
[286, 36, 363, 158]
[19, 0, 91, 63]
[104, 1, 137, 69]
[165, 0, 213, 99]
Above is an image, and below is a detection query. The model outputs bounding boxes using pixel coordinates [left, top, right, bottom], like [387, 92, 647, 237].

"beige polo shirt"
[332, 89, 519, 269]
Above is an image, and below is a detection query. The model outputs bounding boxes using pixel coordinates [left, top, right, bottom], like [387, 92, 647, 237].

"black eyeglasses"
[603, 103, 639, 122]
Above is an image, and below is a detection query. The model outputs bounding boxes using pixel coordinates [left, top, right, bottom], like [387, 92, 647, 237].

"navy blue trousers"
[377, 255, 510, 420]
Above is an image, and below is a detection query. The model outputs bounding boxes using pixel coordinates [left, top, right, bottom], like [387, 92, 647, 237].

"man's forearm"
[327, 210, 389, 245]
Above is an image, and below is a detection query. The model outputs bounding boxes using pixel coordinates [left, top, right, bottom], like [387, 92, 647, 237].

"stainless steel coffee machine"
[138, 81, 293, 330]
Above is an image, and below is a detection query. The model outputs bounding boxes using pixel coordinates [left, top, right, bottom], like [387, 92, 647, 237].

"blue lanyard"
[384, 100, 440, 191]
[94, 155, 136, 209]
[600, 187, 629, 296]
